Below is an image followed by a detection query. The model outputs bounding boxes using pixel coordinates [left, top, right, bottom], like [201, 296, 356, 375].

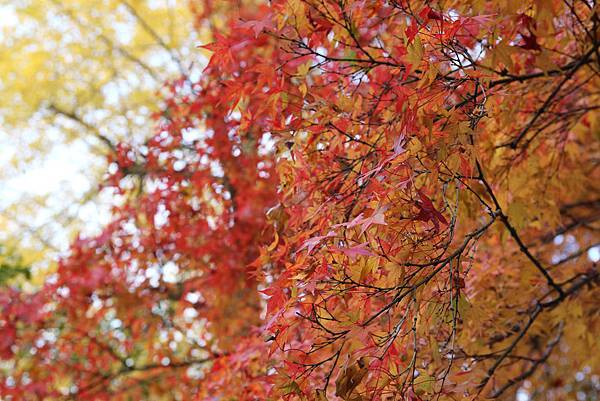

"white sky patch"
[183, 307, 198, 322]
[0, 5, 18, 29]
[154, 204, 170, 228]
[258, 132, 275, 156]
[162, 261, 179, 283]
[0, 141, 91, 203]
[185, 291, 203, 304]
[516, 388, 529, 401]
[145, 264, 161, 288]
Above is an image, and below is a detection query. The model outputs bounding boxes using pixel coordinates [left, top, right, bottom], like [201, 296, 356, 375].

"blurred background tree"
[0, 0, 202, 284]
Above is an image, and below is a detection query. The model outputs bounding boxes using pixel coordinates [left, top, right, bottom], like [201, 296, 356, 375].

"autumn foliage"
[1, 1, 599, 400]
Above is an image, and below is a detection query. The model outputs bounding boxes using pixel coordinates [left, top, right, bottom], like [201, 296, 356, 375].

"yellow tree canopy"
[0, 0, 199, 274]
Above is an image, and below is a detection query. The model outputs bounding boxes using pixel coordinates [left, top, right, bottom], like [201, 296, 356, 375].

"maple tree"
[1, 0, 599, 401]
